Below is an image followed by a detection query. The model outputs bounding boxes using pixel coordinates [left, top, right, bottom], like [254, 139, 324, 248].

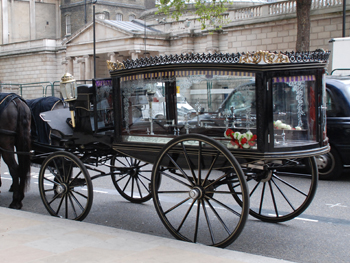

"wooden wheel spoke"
[205, 199, 231, 235]
[201, 199, 215, 245]
[273, 174, 308, 196]
[181, 142, 197, 184]
[207, 196, 241, 218]
[271, 178, 296, 211]
[176, 199, 196, 232]
[202, 152, 220, 187]
[160, 171, 192, 188]
[164, 197, 191, 215]
[165, 153, 194, 186]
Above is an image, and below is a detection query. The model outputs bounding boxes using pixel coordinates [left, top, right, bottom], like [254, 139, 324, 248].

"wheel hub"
[261, 170, 273, 182]
[56, 184, 67, 195]
[189, 187, 203, 200]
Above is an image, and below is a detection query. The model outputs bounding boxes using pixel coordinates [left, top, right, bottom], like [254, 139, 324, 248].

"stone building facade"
[60, 0, 155, 39]
[0, 0, 349, 98]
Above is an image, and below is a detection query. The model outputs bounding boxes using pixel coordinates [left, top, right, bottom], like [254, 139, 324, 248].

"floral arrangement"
[274, 120, 301, 130]
[224, 129, 257, 149]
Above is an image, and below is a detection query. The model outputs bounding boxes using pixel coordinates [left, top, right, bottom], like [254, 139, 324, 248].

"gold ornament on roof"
[239, 51, 290, 64]
[61, 72, 76, 83]
[107, 60, 125, 70]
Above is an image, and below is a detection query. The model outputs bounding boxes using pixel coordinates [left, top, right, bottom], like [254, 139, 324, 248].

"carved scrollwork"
[110, 50, 330, 71]
[107, 60, 125, 71]
[239, 51, 290, 64]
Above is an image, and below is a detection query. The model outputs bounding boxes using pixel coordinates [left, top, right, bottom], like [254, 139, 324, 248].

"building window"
[116, 13, 123, 21]
[129, 14, 136, 21]
[66, 15, 71, 36]
[96, 11, 109, 20]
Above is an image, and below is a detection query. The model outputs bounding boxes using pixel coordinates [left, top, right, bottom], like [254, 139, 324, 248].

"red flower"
[230, 139, 238, 146]
[241, 138, 247, 144]
[225, 129, 234, 138]
[251, 135, 257, 141]
[248, 141, 256, 146]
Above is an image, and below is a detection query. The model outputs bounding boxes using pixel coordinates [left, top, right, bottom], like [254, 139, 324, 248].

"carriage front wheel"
[151, 134, 249, 248]
[38, 151, 93, 221]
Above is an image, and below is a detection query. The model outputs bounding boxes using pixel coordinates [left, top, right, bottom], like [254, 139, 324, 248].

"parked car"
[316, 75, 350, 180]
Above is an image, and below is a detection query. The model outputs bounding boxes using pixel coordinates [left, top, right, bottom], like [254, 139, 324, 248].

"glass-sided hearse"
[36, 51, 330, 248]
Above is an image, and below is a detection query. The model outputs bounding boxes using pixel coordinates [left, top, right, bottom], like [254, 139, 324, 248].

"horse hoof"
[9, 203, 22, 210]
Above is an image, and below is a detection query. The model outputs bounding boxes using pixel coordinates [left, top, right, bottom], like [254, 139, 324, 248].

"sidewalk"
[0, 207, 294, 263]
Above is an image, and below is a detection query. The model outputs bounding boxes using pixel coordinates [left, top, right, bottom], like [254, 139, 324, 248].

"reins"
[0, 146, 34, 156]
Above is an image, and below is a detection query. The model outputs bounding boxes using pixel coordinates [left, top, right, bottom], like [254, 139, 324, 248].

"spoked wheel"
[111, 155, 152, 203]
[152, 134, 249, 248]
[39, 151, 93, 221]
[234, 157, 318, 223]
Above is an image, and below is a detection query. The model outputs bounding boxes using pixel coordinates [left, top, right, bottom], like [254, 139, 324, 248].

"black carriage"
[31, 50, 330, 248]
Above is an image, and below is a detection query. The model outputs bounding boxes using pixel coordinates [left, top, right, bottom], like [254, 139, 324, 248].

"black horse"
[0, 93, 31, 209]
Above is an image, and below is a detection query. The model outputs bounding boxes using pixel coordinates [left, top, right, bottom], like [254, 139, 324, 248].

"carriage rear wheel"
[39, 151, 93, 221]
[111, 155, 152, 203]
[151, 134, 249, 248]
[232, 157, 318, 223]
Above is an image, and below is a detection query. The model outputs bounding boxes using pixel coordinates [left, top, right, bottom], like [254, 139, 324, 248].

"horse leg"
[2, 152, 22, 209]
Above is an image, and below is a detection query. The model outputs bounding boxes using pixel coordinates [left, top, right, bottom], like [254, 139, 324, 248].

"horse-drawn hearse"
[0, 50, 330, 248]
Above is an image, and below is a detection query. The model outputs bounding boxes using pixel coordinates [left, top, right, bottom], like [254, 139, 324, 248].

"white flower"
[246, 131, 253, 140]
[232, 144, 239, 149]
[295, 126, 302, 130]
[285, 125, 292, 130]
[233, 132, 241, 140]
[242, 143, 250, 149]
[274, 120, 282, 126]
[280, 123, 287, 129]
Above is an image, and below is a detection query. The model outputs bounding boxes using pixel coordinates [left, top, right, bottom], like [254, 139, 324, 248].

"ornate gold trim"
[239, 51, 290, 64]
[107, 60, 125, 70]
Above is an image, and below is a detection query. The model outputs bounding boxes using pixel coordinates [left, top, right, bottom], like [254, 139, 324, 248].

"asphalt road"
[1, 162, 349, 263]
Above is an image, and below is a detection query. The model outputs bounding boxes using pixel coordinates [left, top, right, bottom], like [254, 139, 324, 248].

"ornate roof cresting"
[110, 50, 330, 71]
[239, 51, 290, 64]
[107, 60, 125, 71]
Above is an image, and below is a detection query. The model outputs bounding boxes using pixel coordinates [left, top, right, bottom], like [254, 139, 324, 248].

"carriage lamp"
[60, 73, 77, 101]
[60, 73, 77, 128]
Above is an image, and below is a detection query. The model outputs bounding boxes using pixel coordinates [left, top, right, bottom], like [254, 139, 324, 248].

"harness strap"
[0, 128, 16, 135]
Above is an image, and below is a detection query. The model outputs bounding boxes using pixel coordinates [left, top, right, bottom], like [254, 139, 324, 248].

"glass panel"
[120, 70, 257, 150]
[272, 75, 317, 148]
[95, 79, 113, 130]
[176, 70, 257, 149]
[120, 75, 169, 136]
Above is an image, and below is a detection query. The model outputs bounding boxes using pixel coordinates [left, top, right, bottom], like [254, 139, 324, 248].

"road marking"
[294, 217, 318, 222]
[93, 190, 108, 194]
[326, 203, 347, 208]
[268, 214, 318, 222]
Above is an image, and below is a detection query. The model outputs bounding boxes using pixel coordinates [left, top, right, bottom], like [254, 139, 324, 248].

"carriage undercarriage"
[27, 50, 330, 247]
[30, 132, 324, 247]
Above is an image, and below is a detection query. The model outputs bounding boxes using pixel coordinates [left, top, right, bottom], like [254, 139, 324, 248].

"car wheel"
[317, 147, 343, 180]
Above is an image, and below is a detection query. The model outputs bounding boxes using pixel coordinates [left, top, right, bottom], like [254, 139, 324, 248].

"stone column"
[108, 52, 119, 62]
[2, 0, 9, 44]
[129, 50, 141, 60]
[205, 33, 220, 54]
[84, 55, 92, 80]
[66, 57, 75, 75]
[77, 57, 86, 81]
[30, 0, 36, 40]
[61, 60, 68, 75]
[180, 36, 195, 54]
